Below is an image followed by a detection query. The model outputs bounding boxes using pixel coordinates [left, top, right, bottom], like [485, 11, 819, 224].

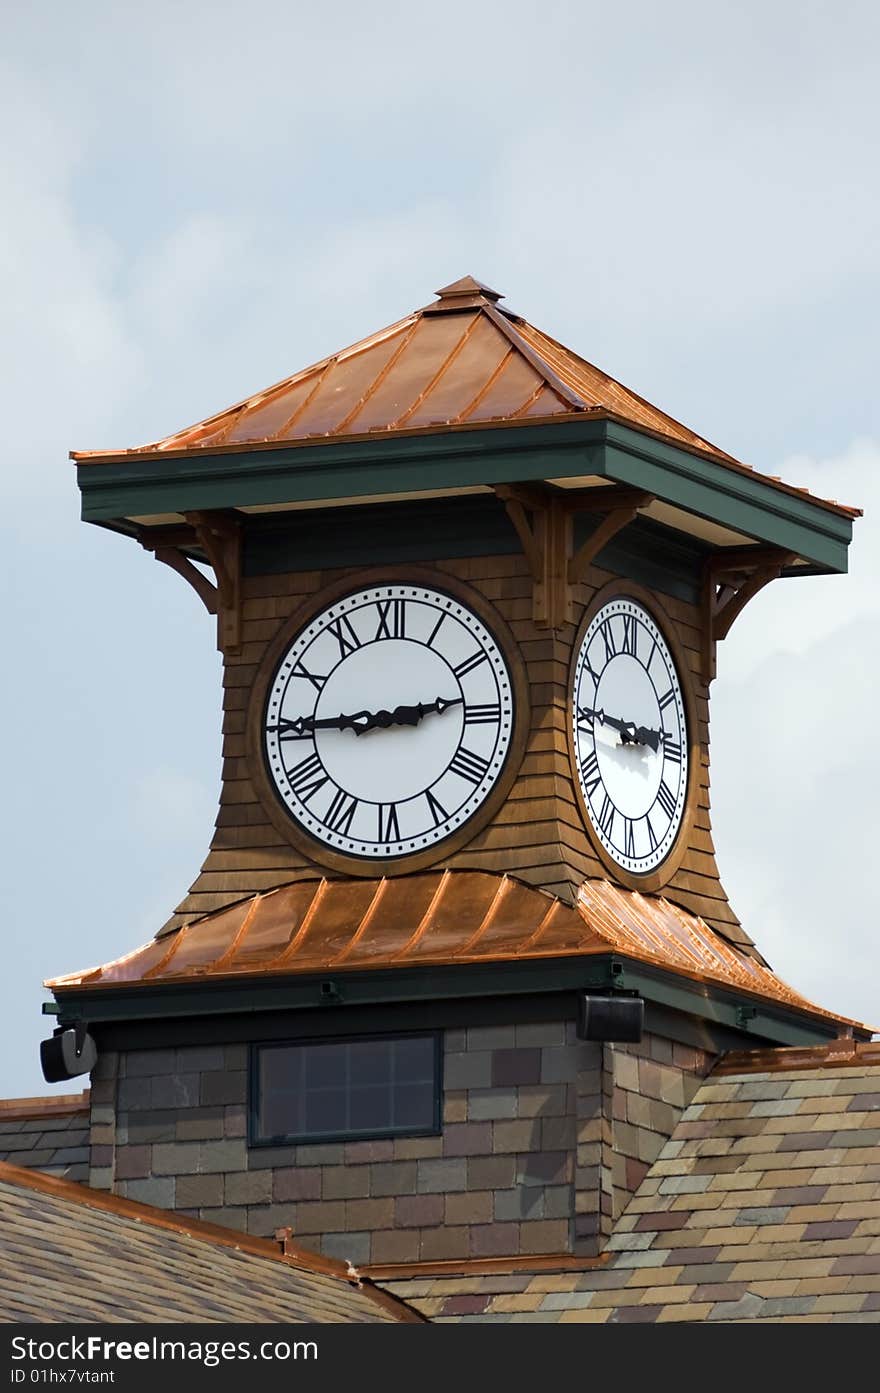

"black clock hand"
[270, 696, 462, 740]
[579, 705, 663, 753]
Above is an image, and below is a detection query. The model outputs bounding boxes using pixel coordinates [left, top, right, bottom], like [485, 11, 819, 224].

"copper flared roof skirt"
[70, 277, 857, 521]
[47, 873, 865, 1032]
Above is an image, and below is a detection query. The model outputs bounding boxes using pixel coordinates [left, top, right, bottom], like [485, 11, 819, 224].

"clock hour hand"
[579, 706, 663, 752]
[270, 696, 462, 740]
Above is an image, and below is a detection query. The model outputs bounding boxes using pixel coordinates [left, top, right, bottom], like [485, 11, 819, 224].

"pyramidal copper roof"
[46, 872, 866, 1034]
[72, 276, 739, 466]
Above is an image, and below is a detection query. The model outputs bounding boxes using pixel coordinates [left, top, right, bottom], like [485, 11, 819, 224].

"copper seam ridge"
[454, 875, 514, 956]
[482, 304, 587, 411]
[268, 360, 336, 440]
[329, 879, 389, 965]
[141, 928, 187, 979]
[517, 898, 570, 954]
[390, 315, 481, 428]
[206, 403, 251, 449]
[509, 382, 559, 418]
[212, 893, 264, 971]
[361, 1251, 611, 1279]
[392, 871, 452, 959]
[328, 321, 422, 436]
[454, 344, 516, 423]
[713, 1039, 880, 1076]
[266, 880, 330, 970]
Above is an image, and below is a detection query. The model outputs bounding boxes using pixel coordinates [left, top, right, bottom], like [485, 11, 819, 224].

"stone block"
[495, 1188, 544, 1222]
[445, 1190, 493, 1225]
[293, 1201, 347, 1234]
[246, 1205, 298, 1237]
[393, 1136, 443, 1160]
[514, 1022, 566, 1048]
[117, 1079, 153, 1111]
[151, 1074, 200, 1110]
[200, 1071, 246, 1107]
[445, 1052, 492, 1091]
[443, 1122, 493, 1157]
[122, 1177, 175, 1208]
[223, 1105, 247, 1139]
[493, 1120, 539, 1153]
[369, 1161, 417, 1197]
[370, 1229, 421, 1264]
[322, 1166, 371, 1199]
[198, 1138, 248, 1174]
[225, 1045, 248, 1071]
[444, 1029, 467, 1052]
[518, 1151, 570, 1186]
[468, 1156, 515, 1190]
[419, 1226, 470, 1260]
[540, 1047, 578, 1084]
[203, 1206, 249, 1232]
[176, 1108, 224, 1142]
[248, 1144, 301, 1169]
[125, 1050, 176, 1078]
[463, 1088, 514, 1121]
[443, 1091, 468, 1123]
[417, 1158, 467, 1193]
[395, 1193, 444, 1228]
[544, 1184, 573, 1219]
[176, 1047, 225, 1072]
[320, 1231, 371, 1266]
[541, 1116, 575, 1151]
[273, 1167, 322, 1202]
[470, 1222, 520, 1256]
[124, 1110, 177, 1144]
[492, 1049, 541, 1087]
[152, 1142, 200, 1176]
[613, 1049, 640, 1093]
[517, 1085, 570, 1118]
[89, 1145, 113, 1168]
[344, 1139, 394, 1164]
[345, 1197, 394, 1229]
[225, 1170, 272, 1205]
[88, 1167, 113, 1190]
[466, 1026, 516, 1051]
[115, 1146, 152, 1180]
[177, 1173, 224, 1208]
[519, 1219, 569, 1253]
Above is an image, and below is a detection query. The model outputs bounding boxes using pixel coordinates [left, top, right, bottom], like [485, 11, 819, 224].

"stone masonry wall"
[87, 1024, 715, 1265]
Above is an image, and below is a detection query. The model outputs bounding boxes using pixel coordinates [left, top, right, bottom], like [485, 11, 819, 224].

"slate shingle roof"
[0, 1162, 417, 1324]
[0, 1093, 90, 1182]
[380, 1043, 880, 1323]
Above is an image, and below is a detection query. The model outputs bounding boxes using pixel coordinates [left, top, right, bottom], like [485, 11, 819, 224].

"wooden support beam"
[495, 485, 572, 629]
[139, 511, 242, 654]
[568, 502, 646, 585]
[701, 547, 796, 682]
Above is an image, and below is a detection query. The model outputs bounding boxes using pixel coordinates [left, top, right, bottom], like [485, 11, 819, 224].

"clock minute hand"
[350, 695, 463, 735]
[582, 706, 663, 752]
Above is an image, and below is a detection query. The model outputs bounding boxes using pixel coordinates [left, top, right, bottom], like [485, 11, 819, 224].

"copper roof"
[0, 1161, 417, 1323]
[47, 872, 865, 1032]
[0, 1090, 88, 1121]
[378, 1043, 880, 1323]
[70, 277, 858, 520]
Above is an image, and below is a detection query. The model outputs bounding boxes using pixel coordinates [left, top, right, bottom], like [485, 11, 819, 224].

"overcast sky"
[2, 2, 878, 1095]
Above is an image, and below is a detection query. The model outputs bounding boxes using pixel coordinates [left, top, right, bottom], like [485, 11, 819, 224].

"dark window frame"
[248, 1030, 443, 1147]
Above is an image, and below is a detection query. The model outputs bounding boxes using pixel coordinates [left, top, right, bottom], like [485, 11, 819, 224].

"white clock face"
[571, 597, 688, 875]
[264, 583, 515, 859]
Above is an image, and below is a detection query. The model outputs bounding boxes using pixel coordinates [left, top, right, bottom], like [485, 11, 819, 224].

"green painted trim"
[52, 952, 845, 1047]
[77, 418, 853, 572]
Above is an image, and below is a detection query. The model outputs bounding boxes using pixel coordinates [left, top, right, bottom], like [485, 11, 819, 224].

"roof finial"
[433, 275, 503, 305]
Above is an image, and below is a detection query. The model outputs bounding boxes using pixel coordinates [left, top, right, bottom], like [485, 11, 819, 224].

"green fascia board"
[51, 952, 847, 1047]
[77, 419, 853, 572]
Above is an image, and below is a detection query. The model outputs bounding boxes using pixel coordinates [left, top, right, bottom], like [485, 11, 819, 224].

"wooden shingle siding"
[170, 542, 742, 952]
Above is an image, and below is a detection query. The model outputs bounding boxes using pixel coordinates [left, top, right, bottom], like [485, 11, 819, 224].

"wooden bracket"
[139, 511, 242, 654]
[701, 546, 796, 682]
[496, 484, 651, 629]
[496, 485, 571, 628]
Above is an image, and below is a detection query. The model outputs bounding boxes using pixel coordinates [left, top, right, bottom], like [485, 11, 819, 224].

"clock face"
[263, 583, 515, 859]
[571, 596, 689, 875]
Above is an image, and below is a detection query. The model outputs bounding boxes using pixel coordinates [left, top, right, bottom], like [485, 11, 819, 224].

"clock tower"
[45, 277, 867, 1271]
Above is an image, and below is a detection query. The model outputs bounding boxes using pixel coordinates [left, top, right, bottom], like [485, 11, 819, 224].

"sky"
[2, 1, 878, 1095]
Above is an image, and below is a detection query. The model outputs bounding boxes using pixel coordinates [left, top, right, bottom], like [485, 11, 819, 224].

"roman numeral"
[663, 735, 682, 765]
[658, 688, 676, 711]
[375, 598, 406, 640]
[577, 705, 595, 735]
[377, 803, 401, 842]
[449, 747, 490, 785]
[326, 614, 361, 658]
[292, 660, 326, 691]
[425, 788, 448, 826]
[464, 703, 501, 725]
[600, 620, 617, 662]
[581, 750, 601, 797]
[325, 788, 358, 835]
[285, 752, 327, 803]
[624, 818, 635, 859]
[656, 780, 677, 820]
[426, 611, 447, 648]
[453, 650, 488, 680]
[584, 657, 602, 688]
[598, 793, 615, 838]
[645, 637, 658, 671]
[645, 813, 658, 851]
[621, 614, 637, 657]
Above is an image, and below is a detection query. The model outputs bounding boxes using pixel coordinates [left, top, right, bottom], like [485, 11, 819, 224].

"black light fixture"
[576, 992, 644, 1043]
[40, 1023, 97, 1082]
